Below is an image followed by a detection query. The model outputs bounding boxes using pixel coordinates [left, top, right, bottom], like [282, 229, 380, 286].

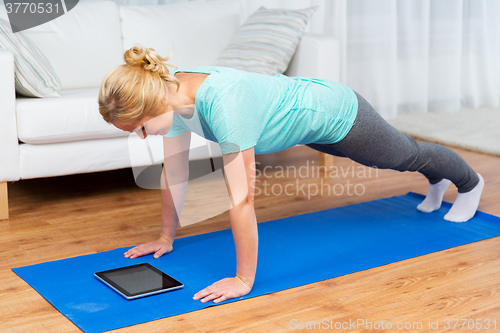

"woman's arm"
[158, 131, 191, 244]
[124, 131, 191, 259]
[226, 147, 258, 286]
[193, 147, 257, 303]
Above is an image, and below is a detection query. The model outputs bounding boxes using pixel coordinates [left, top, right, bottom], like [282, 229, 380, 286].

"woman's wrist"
[235, 274, 253, 289]
[159, 235, 174, 246]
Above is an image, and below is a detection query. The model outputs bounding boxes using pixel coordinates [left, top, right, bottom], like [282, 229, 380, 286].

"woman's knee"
[391, 139, 432, 172]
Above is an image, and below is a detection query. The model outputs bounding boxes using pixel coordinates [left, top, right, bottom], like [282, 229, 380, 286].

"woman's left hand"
[193, 276, 252, 303]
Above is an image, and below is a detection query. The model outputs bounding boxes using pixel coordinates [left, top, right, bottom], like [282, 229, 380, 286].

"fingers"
[195, 288, 235, 303]
[124, 240, 172, 259]
[193, 284, 216, 301]
[194, 286, 228, 303]
[124, 244, 155, 259]
[213, 294, 230, 303]
[199, 292, 221, 303]
[192, 288, 208, 301]
[124, 246, 138, 258]
[153, 246, 169, 259]
[193, 278, 247, 304]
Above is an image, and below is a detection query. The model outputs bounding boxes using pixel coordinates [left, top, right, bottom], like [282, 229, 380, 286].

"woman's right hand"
[124, 236, 173, 259]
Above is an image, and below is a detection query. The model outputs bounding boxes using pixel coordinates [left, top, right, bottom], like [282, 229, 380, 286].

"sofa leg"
[318, 152, 334, 175]
[0, 181, 9, 220]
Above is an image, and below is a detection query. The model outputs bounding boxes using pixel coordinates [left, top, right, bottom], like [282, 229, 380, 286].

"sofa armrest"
[0, 49, 20, 182]
[284, 33, 340, 82]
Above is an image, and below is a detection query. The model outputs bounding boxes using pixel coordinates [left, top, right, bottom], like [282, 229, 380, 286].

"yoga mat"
[12, 192, 500, 333]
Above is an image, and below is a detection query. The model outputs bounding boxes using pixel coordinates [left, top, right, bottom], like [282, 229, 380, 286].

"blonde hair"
[98, 45, 180, 125]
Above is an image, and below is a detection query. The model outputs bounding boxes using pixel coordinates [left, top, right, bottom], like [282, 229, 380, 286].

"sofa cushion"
[19, 133, 221, 180]
[17, 88, 127, 144]
[215, 6, 318, 76]
[0, 18, 62, 98]
[0, 1, 123, 90]
[120, 0, 241, 69]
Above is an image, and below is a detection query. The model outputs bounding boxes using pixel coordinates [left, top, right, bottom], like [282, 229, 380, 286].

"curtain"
[16, 0, 499, 118]
[240, 0, 500, 119]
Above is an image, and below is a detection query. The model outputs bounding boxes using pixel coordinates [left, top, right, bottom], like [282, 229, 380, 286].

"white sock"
[417, 178, 452, 213]
[444, 173, 485, 223]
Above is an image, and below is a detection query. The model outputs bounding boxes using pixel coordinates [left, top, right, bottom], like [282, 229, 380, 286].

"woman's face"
[113, 109, 174, 139]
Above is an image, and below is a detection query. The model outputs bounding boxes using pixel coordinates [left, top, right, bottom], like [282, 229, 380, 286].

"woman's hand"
[193, 276, 252, 304]
[124, 236, 173, 259]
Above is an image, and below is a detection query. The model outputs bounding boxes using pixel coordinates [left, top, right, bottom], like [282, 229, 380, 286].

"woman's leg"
[306, 91, 484, 222]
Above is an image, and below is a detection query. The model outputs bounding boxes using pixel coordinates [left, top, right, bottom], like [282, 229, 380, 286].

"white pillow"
[20, 1, 124, 91]
[120, 0, 241, 70]
[0, 18, 61, 98]
[215, 6, 318, 76]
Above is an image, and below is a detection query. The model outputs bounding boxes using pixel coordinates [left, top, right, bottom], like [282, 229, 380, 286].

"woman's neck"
[167, 80, 195, 118]
[168, 73, 209, 119]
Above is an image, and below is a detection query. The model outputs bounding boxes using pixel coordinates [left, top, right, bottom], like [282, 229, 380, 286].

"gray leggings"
[306, 91, 479, 193]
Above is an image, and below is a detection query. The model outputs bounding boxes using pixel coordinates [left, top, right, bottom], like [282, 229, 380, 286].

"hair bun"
[123, 44, 177, 81]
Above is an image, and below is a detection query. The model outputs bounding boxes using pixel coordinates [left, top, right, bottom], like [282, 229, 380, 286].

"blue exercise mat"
[12, 192, 500, 333]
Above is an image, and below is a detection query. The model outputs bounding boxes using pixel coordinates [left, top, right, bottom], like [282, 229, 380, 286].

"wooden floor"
[1, 143, 499, 333]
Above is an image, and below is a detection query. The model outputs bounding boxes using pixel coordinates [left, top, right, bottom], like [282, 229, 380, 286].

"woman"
[98, 46, 484, 304]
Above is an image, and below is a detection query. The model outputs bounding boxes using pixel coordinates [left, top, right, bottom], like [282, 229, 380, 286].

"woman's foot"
[444, 173, 485, 223]
[417, 178, 452, 213]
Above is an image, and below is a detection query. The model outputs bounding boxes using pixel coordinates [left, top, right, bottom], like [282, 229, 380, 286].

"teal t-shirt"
[165, 66, 358, 155]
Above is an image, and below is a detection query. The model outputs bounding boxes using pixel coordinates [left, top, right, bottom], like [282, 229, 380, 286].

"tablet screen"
[95, 263, 183, 299]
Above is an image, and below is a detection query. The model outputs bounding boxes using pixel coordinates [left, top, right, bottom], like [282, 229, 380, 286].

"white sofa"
[0, 0, 340, 219]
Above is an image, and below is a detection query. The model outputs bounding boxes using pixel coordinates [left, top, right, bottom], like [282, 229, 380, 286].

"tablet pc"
[95, 263, 183, 300]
